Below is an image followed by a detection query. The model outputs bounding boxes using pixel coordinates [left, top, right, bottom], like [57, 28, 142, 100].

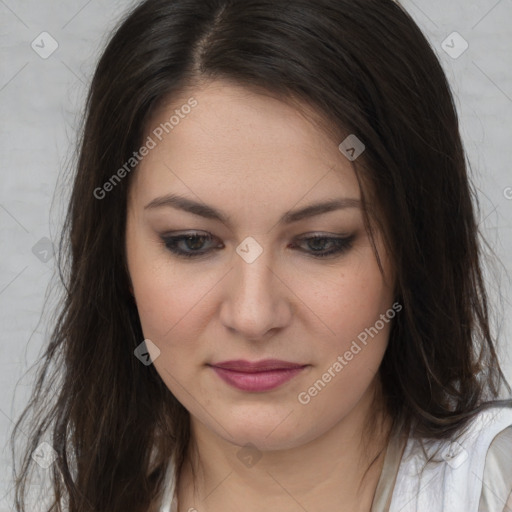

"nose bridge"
[221, 241, 287, 338]
[234, 242, 276, 307]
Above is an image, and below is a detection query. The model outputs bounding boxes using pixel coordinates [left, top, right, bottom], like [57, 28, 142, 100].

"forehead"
[129, 80, 362, 213]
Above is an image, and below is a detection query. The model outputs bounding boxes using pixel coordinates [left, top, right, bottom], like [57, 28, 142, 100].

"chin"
[210, 406, 316, 452]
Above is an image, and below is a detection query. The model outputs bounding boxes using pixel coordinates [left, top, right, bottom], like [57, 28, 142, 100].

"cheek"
[126, 222, 191, 345]
[129, 260, 210, 394]
[295, 267, 393, 421]
[132, 268, 208, 354]
[126, 234, 220, 372]
[305, 254, 393, 352]
[294, 254, 394, 418]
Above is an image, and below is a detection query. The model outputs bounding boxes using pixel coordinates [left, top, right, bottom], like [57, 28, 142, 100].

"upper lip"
[210, 359, 307, 372]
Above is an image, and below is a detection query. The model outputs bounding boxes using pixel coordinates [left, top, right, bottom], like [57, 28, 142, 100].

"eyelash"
[160, 232, 355, 260]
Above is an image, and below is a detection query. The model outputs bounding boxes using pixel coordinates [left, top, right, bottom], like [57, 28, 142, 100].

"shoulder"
[479, 424, 512, 512]
[389, 405, 512, 512]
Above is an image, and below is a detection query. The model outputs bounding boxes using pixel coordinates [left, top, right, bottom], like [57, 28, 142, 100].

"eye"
[160, 232, 355, 260]
[291, 234, 355, 258]
[161, 232, 222, 259]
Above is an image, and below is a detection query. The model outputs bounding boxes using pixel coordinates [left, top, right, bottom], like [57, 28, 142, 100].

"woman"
[11, 0, 512, 511]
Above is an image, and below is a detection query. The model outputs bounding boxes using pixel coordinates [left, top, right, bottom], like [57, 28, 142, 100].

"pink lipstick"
[209, 359, 308, 392]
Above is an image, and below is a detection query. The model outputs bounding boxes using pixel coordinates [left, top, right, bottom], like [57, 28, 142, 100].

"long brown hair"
[11, 0, 512, 510]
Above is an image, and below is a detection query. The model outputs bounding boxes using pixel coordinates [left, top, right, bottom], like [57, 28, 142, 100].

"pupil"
[188, 236, 204, 250]
[310, 238, 326, 251]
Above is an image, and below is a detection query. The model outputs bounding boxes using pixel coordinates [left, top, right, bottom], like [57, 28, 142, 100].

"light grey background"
[0, 0, 511, 509]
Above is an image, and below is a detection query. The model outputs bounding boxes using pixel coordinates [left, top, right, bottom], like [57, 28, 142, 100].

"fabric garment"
[372, 407, 512, 512]
[158, 406, 512, 512]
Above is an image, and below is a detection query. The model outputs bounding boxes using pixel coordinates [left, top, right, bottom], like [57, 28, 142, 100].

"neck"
[177, 379, 392, 512]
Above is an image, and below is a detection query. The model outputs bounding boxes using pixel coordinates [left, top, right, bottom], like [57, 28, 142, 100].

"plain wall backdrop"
[0, 0, 511, 509]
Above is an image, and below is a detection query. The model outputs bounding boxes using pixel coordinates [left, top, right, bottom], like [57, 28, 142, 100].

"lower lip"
[211, 366, 306, 392]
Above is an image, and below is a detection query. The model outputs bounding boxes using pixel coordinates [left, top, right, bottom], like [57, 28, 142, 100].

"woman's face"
[126, 80, 396, 451]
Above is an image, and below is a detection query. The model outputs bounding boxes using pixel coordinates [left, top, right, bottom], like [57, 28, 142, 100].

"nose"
[219, 246, 292, 341]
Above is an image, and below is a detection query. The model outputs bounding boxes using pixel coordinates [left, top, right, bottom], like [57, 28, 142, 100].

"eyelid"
[295, 231, 353, 239]
[159, 230, 355, 260]
[160, 230, 351, 240]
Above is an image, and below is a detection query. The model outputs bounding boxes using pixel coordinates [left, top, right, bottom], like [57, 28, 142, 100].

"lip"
[212, 359, 306, 372]
[209, 359, 308, 392]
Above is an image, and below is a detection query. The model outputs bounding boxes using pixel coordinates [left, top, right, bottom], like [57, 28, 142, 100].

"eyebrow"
[144, 193, 361, 226]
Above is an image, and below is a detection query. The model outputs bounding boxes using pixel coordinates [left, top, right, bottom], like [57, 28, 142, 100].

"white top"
[387, 406, 512, 511]
[158, 405, 512, 512]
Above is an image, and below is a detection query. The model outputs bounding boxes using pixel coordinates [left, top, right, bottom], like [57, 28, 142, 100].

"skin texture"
[126, 80, 397, 512]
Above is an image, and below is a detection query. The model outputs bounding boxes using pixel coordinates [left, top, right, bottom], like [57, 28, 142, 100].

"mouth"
[208, 359, 309, 392]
